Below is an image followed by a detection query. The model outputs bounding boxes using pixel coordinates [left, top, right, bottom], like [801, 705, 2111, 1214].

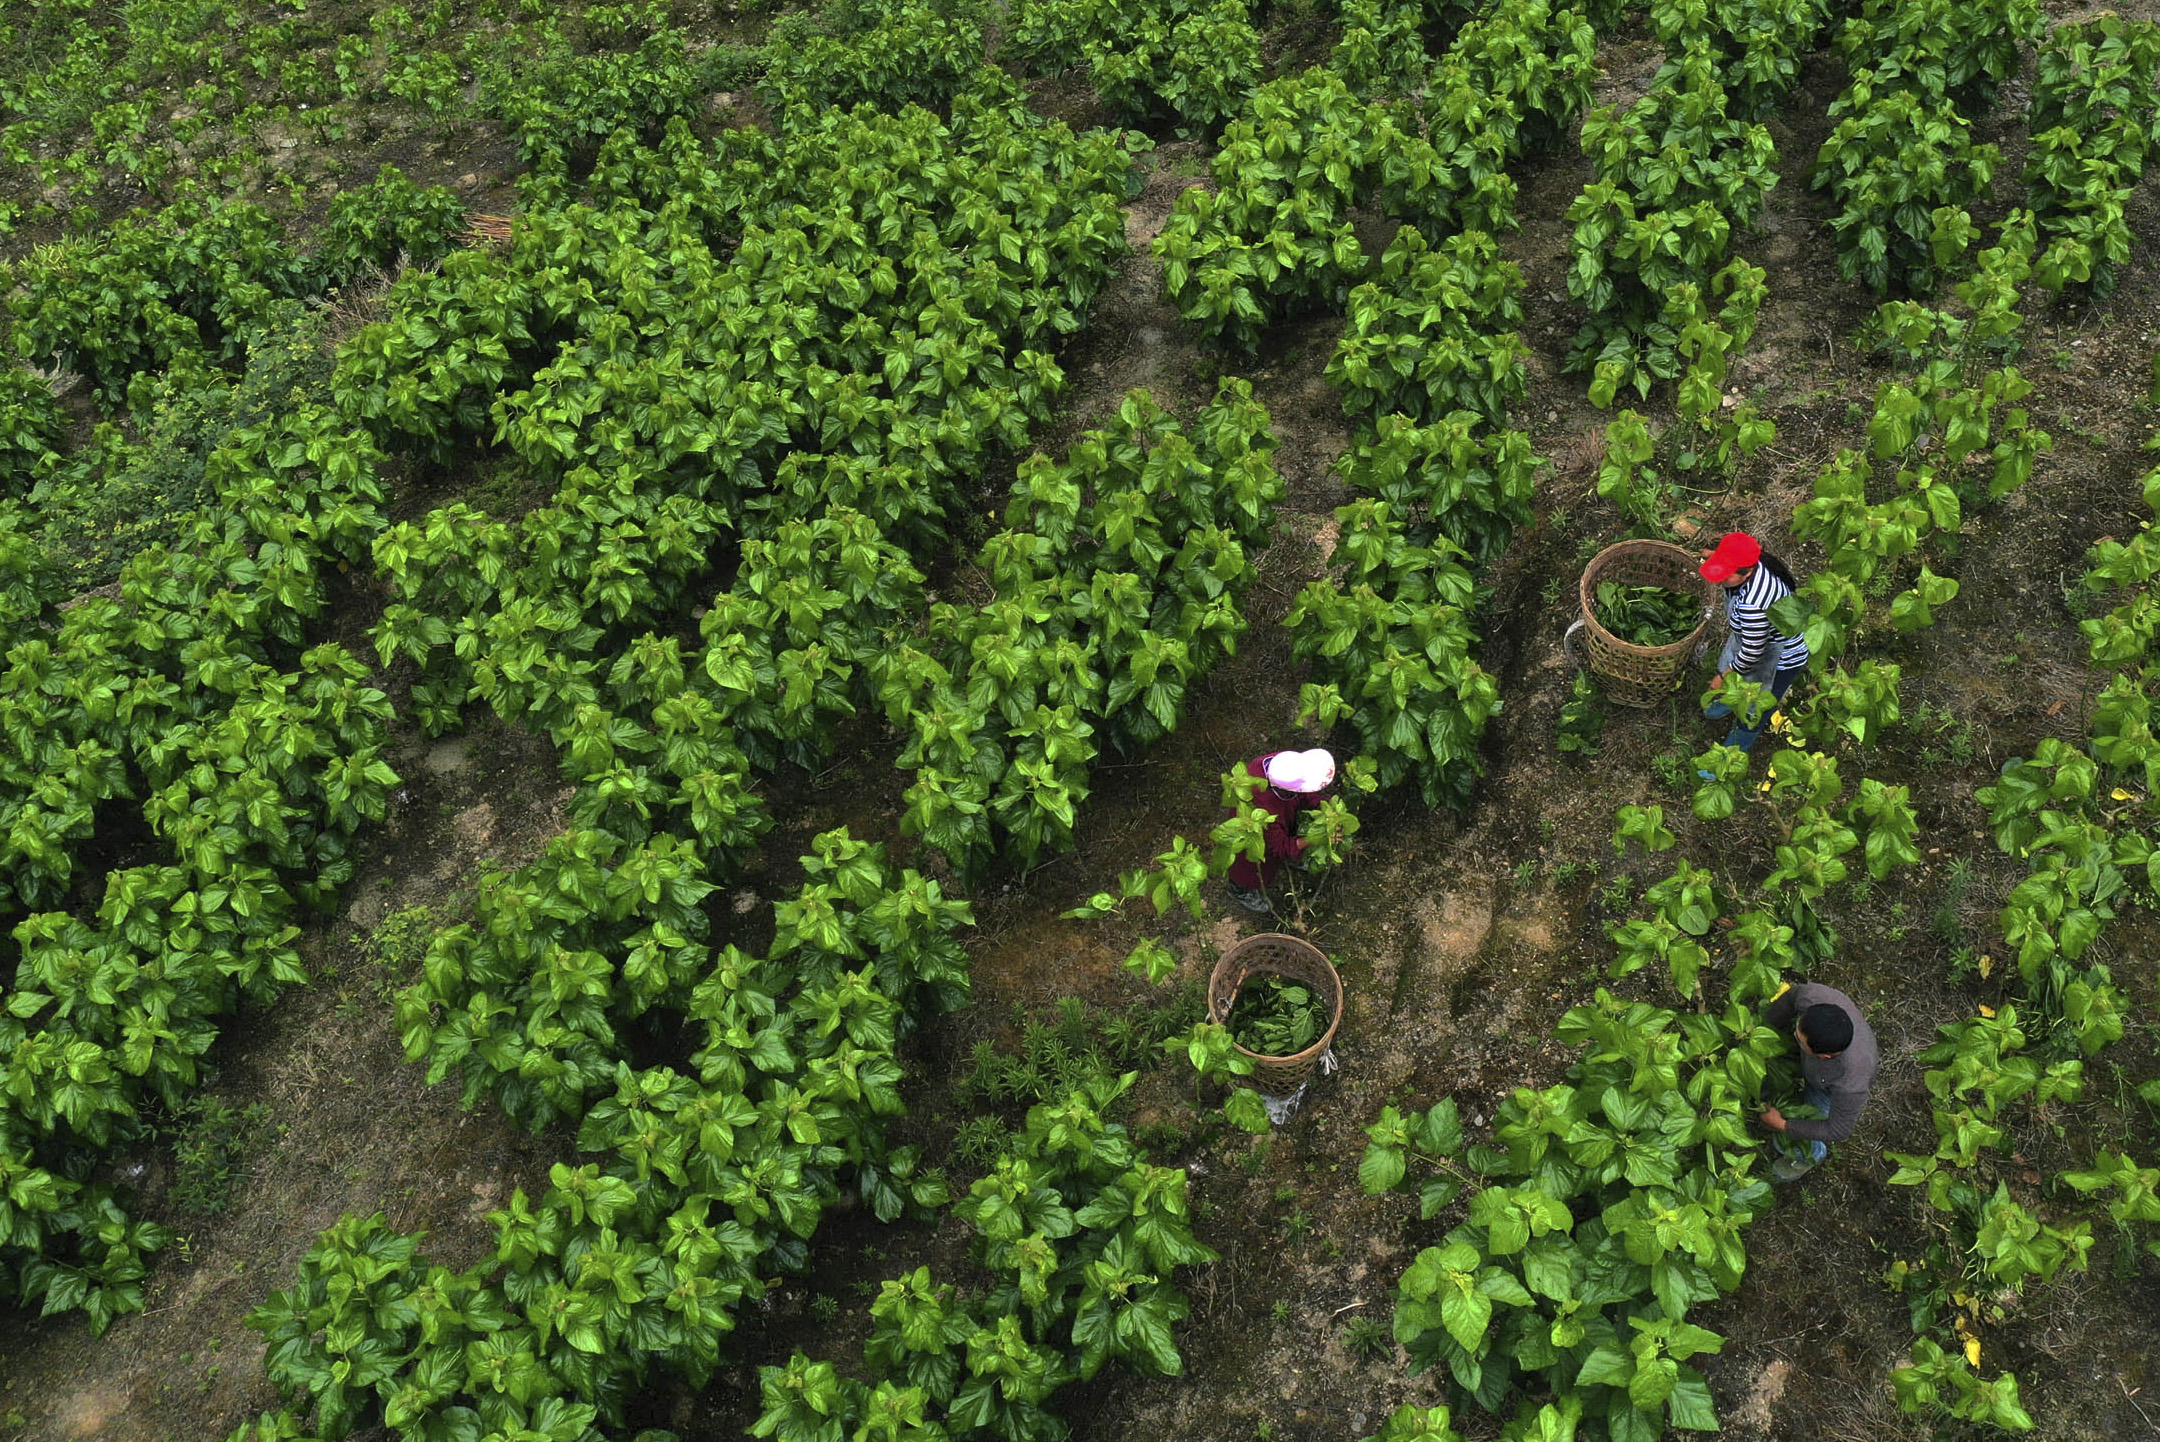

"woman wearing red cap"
[1225, 748, 1335, 914]
[1699, 532, 1810, 758]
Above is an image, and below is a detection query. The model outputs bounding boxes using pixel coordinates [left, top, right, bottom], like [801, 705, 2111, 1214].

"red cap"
[1699, 532, 1762, 583]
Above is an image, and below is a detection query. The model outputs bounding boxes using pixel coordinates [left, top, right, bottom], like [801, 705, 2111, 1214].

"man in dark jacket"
[1758, 981, 1878, 1181]
[1225, 748, 1334, 914]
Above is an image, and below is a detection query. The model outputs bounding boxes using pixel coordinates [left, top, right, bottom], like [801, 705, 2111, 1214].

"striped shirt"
[1727, 564, 1810, 673]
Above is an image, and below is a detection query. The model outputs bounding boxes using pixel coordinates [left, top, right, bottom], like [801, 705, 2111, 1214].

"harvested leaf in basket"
[1594, 581, 1700, 648]
[1228, 974, 1323, 1057]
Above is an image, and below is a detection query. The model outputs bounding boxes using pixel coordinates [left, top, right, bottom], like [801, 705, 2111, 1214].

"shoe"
[1771, 1153, 1818, 1183]
[1697, 769, 1717, 782]
[1228, 885, 1272, 915]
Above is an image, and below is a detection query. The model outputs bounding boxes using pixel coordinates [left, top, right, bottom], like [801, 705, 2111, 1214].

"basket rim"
[1208, 934, 1342, 1068]
[1578, 538, 1715, 661]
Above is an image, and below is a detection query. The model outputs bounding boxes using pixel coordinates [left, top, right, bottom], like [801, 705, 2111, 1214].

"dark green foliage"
[1342, 1311, 1393, 1361]
[1226, 975, 1325, 1057]
[891, 383, 1284, 876]
[1579, 45, 1778, 228]
[357, 106, 1151, 874]
[956, 993, 1205, 1113]
[474, 22, 714, 169]
[0, 359, 66, 494]
[27, 297, 337, 591]
[1335, 413, 1537, 568]
[1653, 0, 1833, 118]
[1565, 44, 1778, 400]
[1331, 0, 1438, 97]
[250, 831, 969, 1440]
[1154, 69, 1469, 352]
[312, 165, 468, 288]
[1421, 0, 1599, 205]
[1361, 996, 1783, 1435]
[1328, 228, 1529, 432]
[1287, 500, 1498, 810]
[1593, 582, 1700, 647]
[755, 1080, 1216, 1441]
[218, 92, 1225, 1435]
[1012, 0, 1261, 132]
[168, 1096, 277, 1218]
[1832, 0, 2042, 117]
[762, 0, 1008, 119]
[1812, 85, 1998, 296]
[1089, 0, 1260, 133]
[2022, 18, 2160, 295]
[1811, 0, 2042, 296]
[9, 190, 313, 400]
[0, 305, 395, 1336]
[1557, 671, 1606, 756]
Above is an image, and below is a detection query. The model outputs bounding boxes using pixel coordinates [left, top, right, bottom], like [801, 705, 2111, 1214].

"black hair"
[1756, 546, 1802, 591]
[1799, 1002, 1853, 1055]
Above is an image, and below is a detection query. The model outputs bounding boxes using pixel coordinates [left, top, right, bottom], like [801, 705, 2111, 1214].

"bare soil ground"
[6, 6, 2160, 1442]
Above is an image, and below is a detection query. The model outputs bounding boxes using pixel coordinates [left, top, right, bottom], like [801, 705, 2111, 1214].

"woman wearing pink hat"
[1699, 531, 1810, 762]
[1225, 748, 1335, 914]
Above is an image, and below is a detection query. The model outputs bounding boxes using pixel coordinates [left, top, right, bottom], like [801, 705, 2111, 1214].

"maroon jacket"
[1226, 752, 1313, 890]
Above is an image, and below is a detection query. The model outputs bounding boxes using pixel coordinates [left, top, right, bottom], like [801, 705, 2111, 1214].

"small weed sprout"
[2061, 570, 2094, 620]
[1558, 672, 1606, 756]
[1916, 703, 1977, 769]
[1342, 1312, 1391, 1361]
[1932, 856, 1974, 943]
[169, 1097, 278, 1217]
[952, 1115, 1011, 1171]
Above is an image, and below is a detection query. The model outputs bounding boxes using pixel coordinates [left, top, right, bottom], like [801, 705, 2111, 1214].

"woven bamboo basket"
[1208, 934, 1342, 1095]
[1577, 539, 1719, 708]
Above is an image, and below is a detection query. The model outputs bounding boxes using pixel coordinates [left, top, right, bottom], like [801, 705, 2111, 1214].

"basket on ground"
[1208, 933, 1342, 1095]
[1576, 538, 1719, 708]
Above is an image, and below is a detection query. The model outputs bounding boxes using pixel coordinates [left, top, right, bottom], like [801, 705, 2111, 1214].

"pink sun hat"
[1264, 748, 1336, 794]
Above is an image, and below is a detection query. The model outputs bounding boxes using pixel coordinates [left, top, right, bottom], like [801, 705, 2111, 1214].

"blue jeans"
[1782, 1082, 1830, 1163]
[1705, 665, 1806, 752]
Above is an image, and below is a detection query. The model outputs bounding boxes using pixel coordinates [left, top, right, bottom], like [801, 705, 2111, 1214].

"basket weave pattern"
[1207, 934, 1343, 1095]
[1577, 539, 1719, 708]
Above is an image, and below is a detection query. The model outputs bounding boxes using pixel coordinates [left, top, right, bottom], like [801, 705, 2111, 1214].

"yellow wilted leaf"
[1965, 1337, 1982, 1367]
[2111, 788, 2138, 802]
[1769, 981, 1792, 1003]
[1979, 1005, 1997, 1018]
[1978, 954, 1993, 978]
[1758, 780, 1773, 793]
